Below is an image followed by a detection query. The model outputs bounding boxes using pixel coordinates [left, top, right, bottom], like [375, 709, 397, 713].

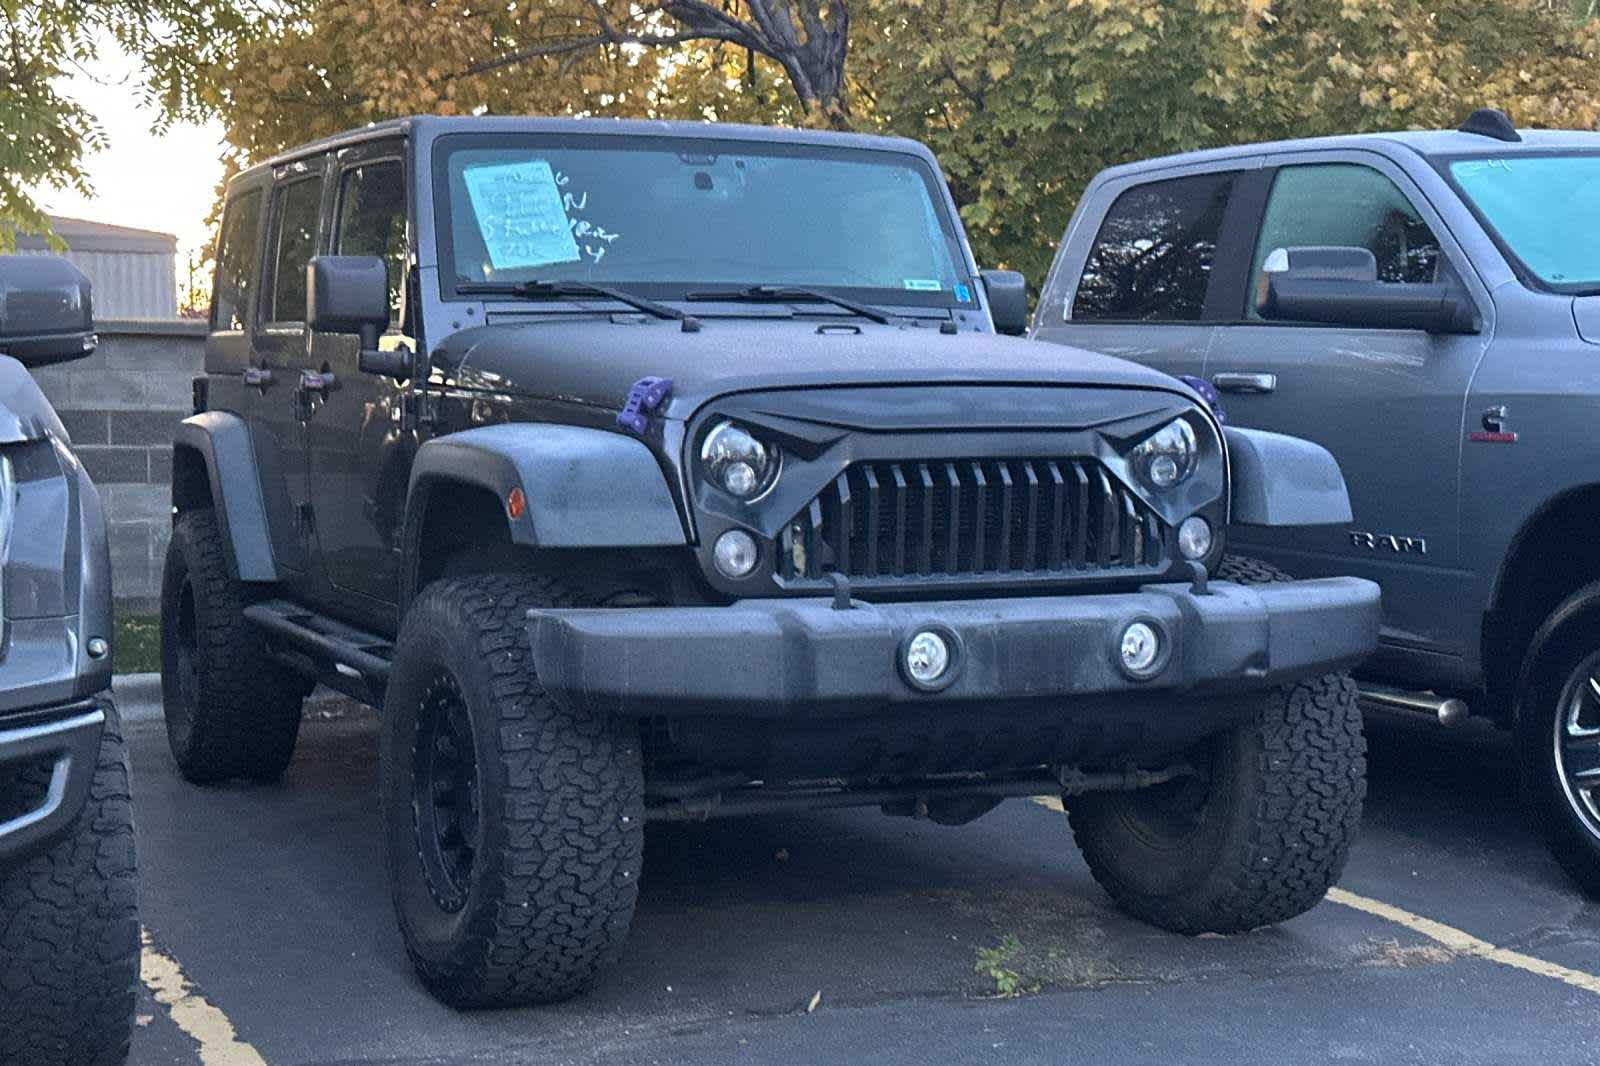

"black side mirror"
[1257, 246, 1479, 334]
[307, 256, 411, 378]
[980, 269, 1029, 336]
[0, 255, 97, 368]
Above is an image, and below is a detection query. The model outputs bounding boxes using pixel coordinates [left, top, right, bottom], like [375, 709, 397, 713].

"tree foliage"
[855, 0, 1600, 281]
[0, 0, 246, 248]
[40, 0, 1600, 279]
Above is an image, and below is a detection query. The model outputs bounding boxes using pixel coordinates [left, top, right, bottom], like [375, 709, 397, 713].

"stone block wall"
[28, 319, 207, 611]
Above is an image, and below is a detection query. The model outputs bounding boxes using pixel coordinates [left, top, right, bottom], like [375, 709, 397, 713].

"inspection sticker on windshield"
[903, 279, 943, 292]
[462, 160, 581, 270]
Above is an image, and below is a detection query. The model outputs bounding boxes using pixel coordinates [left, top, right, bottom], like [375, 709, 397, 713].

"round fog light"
[1119, 621, 1162, 678]
[1178, 516, 1213, 560]
[904, 630, 952, 688]
[713, 529, 759, 578]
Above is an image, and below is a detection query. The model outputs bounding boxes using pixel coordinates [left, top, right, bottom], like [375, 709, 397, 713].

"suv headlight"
[0, 454, 12, 642]
[700, 420, 780, 499]
[1131, 417, 1199, 490]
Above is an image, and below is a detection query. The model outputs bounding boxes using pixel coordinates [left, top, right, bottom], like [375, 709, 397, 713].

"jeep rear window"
[434, 135, 970, 305]
[1450, 154, 1600, 293]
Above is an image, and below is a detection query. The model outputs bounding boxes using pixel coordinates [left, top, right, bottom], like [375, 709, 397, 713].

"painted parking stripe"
[141, 929, 269, 1066]
[1031, 794, 1600, 995]
[1325, 888, 1600, 996]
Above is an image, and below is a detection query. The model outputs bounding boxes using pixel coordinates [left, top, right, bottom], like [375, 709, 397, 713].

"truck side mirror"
[307, 256, 411, 378]
[980, 269, 1029, 336]
[1257, 245, 1479, 334]
[0, 255, 97, 368]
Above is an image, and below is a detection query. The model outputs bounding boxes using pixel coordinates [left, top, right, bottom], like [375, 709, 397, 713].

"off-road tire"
[1069, 555, 1367, 933]
[160, 507, 308, 784]
[0, 702, 139, 1066]
[380, 573, 644, 1008]
[1514, 585, 1600, 899]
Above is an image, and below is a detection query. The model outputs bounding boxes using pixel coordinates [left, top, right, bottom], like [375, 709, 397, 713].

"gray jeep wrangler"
[163, 116, 1378, 1007]
[1033, 109, 1600, 897]
[0, 256, 139, 1065]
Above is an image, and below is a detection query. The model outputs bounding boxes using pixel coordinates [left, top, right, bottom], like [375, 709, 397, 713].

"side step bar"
[243, 599, 394, 706]
[1360, 684, 1469, 727]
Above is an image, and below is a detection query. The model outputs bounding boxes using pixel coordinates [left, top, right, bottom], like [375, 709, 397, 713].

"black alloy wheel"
[411, 673, 482, 913]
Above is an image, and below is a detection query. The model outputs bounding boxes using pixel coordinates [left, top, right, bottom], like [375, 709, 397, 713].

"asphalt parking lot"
[116, 682, 1600, 1066]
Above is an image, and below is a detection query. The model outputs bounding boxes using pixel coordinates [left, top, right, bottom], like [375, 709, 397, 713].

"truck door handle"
[243, 367, 274, 390]
[1212, 372, 1277, 394]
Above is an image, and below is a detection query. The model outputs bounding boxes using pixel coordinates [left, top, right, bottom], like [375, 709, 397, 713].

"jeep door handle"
[243, 367, 274, 390]
[1212, 372, 1277, 395]
[298, 370, 338, 393]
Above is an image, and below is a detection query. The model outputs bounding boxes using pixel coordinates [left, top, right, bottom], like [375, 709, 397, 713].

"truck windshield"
[1449, 154, 1600, 292]
[434, 134, 971, 306]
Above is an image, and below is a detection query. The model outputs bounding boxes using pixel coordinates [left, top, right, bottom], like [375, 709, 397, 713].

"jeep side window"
[1248, 163, 1441, 319]
[1070, 172, 1235, 323]
[334, 160, 408, 328]
[264, 176, 324, 326]
[212, 188, 264, 332]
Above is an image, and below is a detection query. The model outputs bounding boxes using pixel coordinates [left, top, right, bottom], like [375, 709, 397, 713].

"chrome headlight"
[700, 420, 779, 499]
[1131, 417, 1199, 490]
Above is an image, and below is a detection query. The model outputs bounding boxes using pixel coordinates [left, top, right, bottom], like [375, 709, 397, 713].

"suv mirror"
[1257, 245, 1478, 334]
[980, 269, 1029, 336]
[0, 255, 97, 368]
[308, 256, 411, 378]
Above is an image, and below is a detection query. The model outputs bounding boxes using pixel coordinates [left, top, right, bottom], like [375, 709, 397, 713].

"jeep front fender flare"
[403, 423, 688, 554]
[172, 411, 277, 581]
[1224, 426, 1353, 527]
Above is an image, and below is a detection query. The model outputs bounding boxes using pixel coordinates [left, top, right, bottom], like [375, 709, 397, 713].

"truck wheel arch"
[401, 424, 688, 606]
[1485, 484, 1600, 716]
[171, 412, 277, 582]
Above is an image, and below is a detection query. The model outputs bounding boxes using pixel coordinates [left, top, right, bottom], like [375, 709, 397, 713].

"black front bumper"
[0, 696, 106, 866]
[527, 577, 1380, 720]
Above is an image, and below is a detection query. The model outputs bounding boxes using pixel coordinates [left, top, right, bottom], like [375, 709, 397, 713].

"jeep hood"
[429, 317, 1193, 420]
[0, 354, 67, 444]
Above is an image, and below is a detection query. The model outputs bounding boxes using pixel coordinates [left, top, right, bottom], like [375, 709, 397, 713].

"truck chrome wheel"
[411, 674, 480, 914]
[1555, 656, 1600, 842]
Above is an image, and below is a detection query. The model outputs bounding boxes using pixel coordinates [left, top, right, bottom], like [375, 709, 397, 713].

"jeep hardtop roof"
[1090, 125, 1600, 184]
[243, 115, 942, 183]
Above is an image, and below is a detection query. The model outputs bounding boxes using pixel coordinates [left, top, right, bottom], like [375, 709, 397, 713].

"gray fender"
[172, 412, 278, 581]
[1225, 426, 1353, 527]
[404, 423, 688, 550]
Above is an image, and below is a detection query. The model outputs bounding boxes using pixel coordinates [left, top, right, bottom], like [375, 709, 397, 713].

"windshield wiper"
[686, 285, 897, 325]
[458, 280, 701, 331]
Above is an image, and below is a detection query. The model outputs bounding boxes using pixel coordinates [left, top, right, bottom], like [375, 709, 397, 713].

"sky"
[29, 38, 227, 281]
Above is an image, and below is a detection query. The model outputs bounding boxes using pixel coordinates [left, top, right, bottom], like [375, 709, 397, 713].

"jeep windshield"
[1449, 153, 1600, 293]
[434, 133, 974, 309]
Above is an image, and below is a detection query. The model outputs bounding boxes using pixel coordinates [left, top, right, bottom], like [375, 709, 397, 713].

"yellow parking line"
[1326, 887, 1600, 996]
[1031, 793, 1600, 995]
[141, 929, 269, 1066]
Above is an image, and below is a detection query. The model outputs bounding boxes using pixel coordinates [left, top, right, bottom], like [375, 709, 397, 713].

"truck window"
[1070, 172, 1235, 323]
[334, 160, 408, 327]
[1249, 163, 1440, 318]
[212, 189, 264, 332]
[264, 175, 324, 326]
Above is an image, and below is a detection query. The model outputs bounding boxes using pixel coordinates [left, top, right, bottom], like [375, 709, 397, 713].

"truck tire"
[1514, 584, 1600, 899]
[0, 703, 139, 1066]
[1068, 555, 1367, 933]
[380, 573, 644, 1008]
[160, 508, 308, 784]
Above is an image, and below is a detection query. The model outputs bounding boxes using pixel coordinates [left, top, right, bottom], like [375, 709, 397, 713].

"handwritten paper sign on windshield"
[462, 160, 581, 271]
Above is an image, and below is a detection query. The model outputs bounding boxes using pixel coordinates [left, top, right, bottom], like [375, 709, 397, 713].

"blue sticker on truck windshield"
[462, 160, 581, 270]
[953, 283, 972, 302]
[903, 279, 943, 292]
